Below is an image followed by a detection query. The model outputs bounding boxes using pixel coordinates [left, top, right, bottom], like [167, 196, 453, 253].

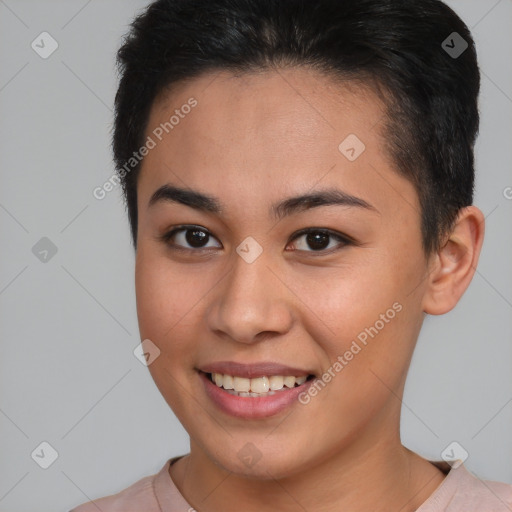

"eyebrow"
[148, 184, 379, 220]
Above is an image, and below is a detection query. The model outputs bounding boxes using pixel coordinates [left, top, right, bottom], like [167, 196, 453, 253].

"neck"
[170, 411, 445, 512]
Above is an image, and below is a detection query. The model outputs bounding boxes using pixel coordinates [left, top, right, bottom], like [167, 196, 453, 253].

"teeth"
[233, 376, 250, 392]
[210, 372, 309, 394]
[223, 374, 234, 390]
[283, 376, 296, 388]
[250, 376, 270, 393]
[269, 375, 284, 390]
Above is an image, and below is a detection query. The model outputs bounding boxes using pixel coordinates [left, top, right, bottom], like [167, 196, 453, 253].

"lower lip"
[199, 371, 314, 419]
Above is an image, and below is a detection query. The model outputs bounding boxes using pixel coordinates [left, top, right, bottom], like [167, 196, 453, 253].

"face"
[135, 67, 430, 479]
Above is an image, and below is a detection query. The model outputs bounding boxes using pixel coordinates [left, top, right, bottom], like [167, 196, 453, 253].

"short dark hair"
[113, 0, 480, 254]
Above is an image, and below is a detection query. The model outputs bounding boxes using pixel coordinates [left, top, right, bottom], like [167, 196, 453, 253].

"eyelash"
[158, 224, 355, 255]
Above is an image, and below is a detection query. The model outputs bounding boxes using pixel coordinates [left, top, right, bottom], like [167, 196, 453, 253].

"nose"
[207, 250, 294, 345]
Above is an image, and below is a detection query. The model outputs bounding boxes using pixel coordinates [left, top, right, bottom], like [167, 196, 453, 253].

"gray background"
[0, 1, 511, 510]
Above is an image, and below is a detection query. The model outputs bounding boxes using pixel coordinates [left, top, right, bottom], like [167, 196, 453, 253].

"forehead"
[149, 67, 384, 154]
[137, 67, 418, 221]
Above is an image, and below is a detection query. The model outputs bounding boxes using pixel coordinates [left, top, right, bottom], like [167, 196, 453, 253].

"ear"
[421, 206, 485, 315]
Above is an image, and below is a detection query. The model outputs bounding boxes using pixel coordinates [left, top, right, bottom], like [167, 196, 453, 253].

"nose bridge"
[208, 245, 292, 343]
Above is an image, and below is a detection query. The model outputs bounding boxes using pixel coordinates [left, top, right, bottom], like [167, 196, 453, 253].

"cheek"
[292, 257, 418, 382]
[134, 250, 205, 413]
[135, 249, 198, 343]
[293, 261, 397, 333]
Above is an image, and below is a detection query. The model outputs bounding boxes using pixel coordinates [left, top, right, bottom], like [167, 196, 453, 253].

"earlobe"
[422, 206, 485, 315]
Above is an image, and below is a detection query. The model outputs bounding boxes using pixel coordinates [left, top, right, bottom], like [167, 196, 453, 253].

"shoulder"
[69, 462, 167, 512]
[454, 469, 512, 511]
[421, 462, 512, 512]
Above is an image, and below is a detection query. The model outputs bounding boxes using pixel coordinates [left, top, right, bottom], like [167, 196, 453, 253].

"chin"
[203, 438, 313, 481]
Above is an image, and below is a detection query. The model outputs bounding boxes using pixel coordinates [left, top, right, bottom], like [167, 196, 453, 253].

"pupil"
[307, 232, 329, 250]
[186, 229, 208, 247]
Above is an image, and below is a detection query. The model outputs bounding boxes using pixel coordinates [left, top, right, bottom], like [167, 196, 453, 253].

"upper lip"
[199, 361, 314, 379]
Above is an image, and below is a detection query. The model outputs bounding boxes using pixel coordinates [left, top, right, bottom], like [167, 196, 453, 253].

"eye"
[159, 225, 354, 255]
[287, 228, 353, 253]
[160, 225, 221, 251]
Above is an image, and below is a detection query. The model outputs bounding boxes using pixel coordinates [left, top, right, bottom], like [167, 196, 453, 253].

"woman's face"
[135, 68, 430, 478]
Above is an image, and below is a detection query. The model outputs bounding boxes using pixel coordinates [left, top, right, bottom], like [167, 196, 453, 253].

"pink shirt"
[69, 455, 512, 511]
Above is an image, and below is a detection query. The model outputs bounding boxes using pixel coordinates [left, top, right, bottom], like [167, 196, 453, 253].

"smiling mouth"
[205, 371, 315, 397]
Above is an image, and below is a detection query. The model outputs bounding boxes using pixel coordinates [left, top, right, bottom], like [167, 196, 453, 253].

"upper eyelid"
[291, 227, 354, 244]
[163, 225, 353, 248]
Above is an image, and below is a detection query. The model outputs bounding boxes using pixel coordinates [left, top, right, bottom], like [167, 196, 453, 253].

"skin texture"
[134, 67, 485, 512]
